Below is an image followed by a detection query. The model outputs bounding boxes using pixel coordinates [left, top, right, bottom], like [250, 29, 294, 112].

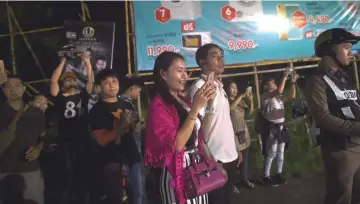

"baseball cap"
[59, 72, 76, 81]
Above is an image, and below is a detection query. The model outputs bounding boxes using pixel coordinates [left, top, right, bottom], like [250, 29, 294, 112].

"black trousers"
[239, 148, 250, 183]
[50, 142, 91, 204]
[208, 159, 238, 204]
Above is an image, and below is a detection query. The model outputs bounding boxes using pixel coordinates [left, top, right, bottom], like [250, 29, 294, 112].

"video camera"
[58, 44, 82, 59]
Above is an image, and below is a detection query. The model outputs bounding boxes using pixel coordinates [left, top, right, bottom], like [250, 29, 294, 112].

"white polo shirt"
[187, 75, 238, 163]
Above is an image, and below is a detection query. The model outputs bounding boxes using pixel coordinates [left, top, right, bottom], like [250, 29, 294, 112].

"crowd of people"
[0, 27, 360, 204]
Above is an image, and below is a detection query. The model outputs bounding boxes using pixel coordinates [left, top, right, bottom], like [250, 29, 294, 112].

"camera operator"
[49, 55, 94, 203]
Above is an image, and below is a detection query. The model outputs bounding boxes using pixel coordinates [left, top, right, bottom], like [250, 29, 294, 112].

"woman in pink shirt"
[144, 52, 218, 204]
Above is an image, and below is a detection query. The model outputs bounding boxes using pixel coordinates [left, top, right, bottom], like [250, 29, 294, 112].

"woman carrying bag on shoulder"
[144, 52, 227, 204]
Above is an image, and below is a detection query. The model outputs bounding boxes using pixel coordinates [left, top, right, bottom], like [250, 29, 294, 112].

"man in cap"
[50, 56, 93, 203]
[305, 28, 360, 204]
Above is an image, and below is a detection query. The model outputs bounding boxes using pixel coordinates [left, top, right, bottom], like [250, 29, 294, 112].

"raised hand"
[192, 83, 217, 111]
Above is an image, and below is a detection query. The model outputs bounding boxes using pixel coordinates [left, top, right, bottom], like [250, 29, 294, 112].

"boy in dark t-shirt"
[89, 69, 135, 204]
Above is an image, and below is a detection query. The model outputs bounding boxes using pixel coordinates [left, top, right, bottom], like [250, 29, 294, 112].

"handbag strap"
[190, 149, 208, 165]
[8, 104, 28, 130]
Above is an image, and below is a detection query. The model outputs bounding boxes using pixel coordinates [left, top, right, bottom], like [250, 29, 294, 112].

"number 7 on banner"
[155, 6, 171, 24]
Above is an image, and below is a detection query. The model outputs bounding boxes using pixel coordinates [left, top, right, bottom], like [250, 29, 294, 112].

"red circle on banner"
[291, 10, 307, 29]
[155, 6, 171, 24]
[221, 5, 236, 22]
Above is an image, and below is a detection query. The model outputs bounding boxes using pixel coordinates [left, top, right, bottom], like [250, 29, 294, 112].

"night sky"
[0, 1, 128, 100]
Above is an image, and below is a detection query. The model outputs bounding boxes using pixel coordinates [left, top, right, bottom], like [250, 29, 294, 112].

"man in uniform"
[305, 28, 360, 204]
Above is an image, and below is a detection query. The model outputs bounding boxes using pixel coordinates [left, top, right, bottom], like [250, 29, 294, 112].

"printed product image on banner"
[277, 4, 304, 41]
[182, 32, 212, 52]
[230, 0, 264, 22]
[161, 0, 201, 20]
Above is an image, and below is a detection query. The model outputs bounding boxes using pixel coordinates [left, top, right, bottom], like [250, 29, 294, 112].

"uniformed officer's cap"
[314, 28, 360, 57]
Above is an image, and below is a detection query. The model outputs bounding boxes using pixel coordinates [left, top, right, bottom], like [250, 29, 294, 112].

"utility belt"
[318, 131, 360, 149]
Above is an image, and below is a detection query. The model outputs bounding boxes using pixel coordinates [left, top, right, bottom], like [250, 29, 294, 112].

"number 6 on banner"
[221, 5, 236, 22]
[226, 7, 232, 16]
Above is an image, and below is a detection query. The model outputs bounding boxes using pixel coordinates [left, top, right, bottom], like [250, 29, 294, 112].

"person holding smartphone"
[225, 80, 255, 192]
[187, 44, 238, 204]
[260, 67, 297, 186]
[144, 52, 218, 204]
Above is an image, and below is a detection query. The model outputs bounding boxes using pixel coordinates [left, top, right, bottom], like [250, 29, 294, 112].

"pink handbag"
[183, 152, 227, 199]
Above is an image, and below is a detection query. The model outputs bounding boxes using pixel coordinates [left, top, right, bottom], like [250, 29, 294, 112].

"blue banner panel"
[133, 1, 360, 71]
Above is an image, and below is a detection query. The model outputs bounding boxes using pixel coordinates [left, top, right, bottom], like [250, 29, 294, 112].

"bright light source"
[255, 15, 290, 33]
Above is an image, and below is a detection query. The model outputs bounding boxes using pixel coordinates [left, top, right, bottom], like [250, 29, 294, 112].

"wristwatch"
[205, 107, 215, 115]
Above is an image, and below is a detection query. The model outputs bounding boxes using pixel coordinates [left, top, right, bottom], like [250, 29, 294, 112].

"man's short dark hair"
[85, 48, 94, 55]
[6, 74, 24, 85]
[95, 69, 118, 85]
[96, 56, 106, 62]
[195, 43, 223, 67]
[121, 76, 144, 93]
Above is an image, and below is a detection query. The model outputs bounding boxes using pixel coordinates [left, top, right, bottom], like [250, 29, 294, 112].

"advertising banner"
[133, 1, 360, 72]
[63, 20, 115, 90]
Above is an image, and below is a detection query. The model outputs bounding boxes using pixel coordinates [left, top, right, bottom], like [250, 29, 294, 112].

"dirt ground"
[147, 173, 326, 204]
[231, 175, 325, 204]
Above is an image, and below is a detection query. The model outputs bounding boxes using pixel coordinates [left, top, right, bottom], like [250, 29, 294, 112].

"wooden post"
[125, 1, 132, 76]
[6, 1, 16, 74]
[353, 57, 360, 90]
[253, 64, 261, 109]
[129, 1, 138, 75]
[9, 7, 47, 79]
[81, 1, 86, 22]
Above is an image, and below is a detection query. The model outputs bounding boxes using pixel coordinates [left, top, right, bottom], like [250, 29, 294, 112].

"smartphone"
[277, 4, 303, 41]
[207, 72, 215, 84]
[0, 60, 4, 73]
[246, 86, 252, 93]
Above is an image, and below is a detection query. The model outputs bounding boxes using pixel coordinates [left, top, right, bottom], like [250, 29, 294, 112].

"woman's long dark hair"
[153, 52, 196, 149]
[224, 79, 249, 97]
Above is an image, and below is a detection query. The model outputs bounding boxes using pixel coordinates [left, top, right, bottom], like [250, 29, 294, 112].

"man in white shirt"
[187, 43, 238, 204]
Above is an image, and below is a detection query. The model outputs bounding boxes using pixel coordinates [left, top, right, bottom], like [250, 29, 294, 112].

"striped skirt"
[159, 149, 208, 204]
